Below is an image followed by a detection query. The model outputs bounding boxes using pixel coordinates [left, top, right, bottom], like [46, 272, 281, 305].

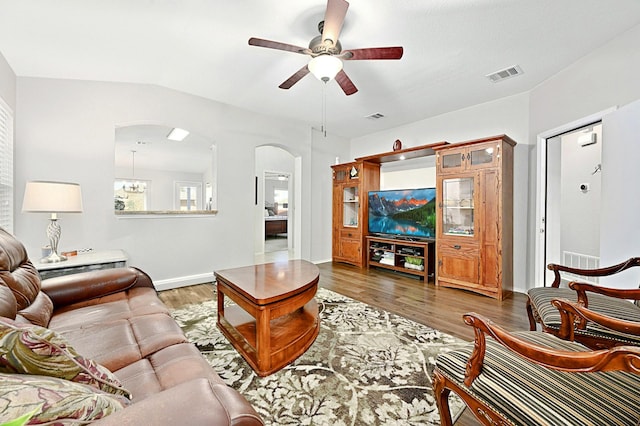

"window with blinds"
[0, 98, 14, 234]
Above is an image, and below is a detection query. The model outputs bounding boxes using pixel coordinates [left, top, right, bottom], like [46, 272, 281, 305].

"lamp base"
[41, 215, 67, 263]
[40, 252, 67, 263]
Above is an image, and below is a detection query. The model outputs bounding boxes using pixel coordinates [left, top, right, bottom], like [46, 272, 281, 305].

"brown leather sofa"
[0, 228, 263, 425]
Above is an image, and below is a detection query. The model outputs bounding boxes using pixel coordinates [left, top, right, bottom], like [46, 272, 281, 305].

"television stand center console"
[366, 236, 435, 281]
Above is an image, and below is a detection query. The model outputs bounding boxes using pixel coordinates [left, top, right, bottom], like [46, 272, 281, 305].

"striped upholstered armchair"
[526, 257, 640, 349]
[433, 313, 640, 425]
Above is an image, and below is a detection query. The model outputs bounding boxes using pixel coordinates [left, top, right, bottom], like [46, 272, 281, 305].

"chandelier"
[123, 150, 147, 193]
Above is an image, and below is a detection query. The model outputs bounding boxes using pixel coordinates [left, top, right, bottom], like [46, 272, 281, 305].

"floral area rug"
[170, 287, 467, 425]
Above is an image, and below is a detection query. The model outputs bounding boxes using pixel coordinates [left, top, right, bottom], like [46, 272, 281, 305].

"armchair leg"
[526, 298, 538, 331]
[432, 370, 454, 426]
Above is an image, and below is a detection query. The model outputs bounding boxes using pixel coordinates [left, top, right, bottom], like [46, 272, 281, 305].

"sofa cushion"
[0, 285, 17, 319]
[91, 378, 263, 426]
[55, 313, 188, 372]
[436, 331, 640, 425]
[0, 373, 130, 424]
[528, 287, 640, 345]
[16, 291, 54, 327]
[0, 317, 131, 399]
[0, 227, 42, 311]
[48, 287, 169, 330]
[114, 343, 224, 401]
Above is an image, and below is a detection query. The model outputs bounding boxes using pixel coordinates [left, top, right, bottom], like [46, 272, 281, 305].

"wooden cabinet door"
[437, 243, 480, 285]
[339, 238, 361, 263]
[332, 182, 342, 257]
[437, 147, 467, 174]
[479, 169, 501, 289]
[437, 173, 479, 242]
[465, 141, 500, 171]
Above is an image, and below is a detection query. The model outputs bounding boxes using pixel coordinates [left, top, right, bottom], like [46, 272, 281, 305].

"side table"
[34, 249, 128, 280]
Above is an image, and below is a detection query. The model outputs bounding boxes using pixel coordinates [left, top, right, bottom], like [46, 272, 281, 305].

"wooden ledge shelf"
[355, 141, 448, 164]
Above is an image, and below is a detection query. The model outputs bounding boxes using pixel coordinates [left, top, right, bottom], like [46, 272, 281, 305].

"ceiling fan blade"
[279, 65, 310, 90]
[249, 37, 311, 55]
[322, 0, 349, 45]
[335, 70, 358, 96]
[341, 46, 404, 60]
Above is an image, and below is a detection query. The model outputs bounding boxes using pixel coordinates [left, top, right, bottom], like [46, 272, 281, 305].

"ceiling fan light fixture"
[308, 55, 343, 82]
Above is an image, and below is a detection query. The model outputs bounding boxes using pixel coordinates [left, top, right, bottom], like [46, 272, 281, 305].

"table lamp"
[22, 181, 83, 263]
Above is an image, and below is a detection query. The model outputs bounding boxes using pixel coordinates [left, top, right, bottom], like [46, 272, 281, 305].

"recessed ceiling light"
[167, 127, 189, 141]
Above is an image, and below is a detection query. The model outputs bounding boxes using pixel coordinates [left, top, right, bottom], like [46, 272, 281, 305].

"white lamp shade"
[308, 55, 343, 82]
[22, 181, 84, 213]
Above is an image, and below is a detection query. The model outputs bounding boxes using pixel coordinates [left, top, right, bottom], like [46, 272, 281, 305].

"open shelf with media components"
[365, 235, 435, 281]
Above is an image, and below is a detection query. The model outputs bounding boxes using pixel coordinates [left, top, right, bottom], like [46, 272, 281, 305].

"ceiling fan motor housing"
[309, 31, 342, 56]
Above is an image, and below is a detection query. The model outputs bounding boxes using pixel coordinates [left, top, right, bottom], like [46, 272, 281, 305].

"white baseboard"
[154, 272, 214, 291]
[154, 260, 332, 292]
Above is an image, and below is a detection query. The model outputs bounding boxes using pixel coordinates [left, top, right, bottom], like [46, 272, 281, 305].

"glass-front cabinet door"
[342, 185, 359, 227]
[441, 176, 475, 237]
[438, 141, 498, 173]
[440, 150, 464, 171]
[469, 145, 495, 167]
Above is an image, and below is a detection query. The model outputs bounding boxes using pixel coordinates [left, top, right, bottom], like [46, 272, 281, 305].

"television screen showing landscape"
[368, 188, 436, 239]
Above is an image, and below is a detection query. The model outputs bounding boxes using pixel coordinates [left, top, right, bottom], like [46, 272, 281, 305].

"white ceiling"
[1, 0, 640, 139]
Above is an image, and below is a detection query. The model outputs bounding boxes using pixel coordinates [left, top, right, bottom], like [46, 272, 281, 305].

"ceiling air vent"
[486, 65, 523, 83]
[366, 113, 385, 120]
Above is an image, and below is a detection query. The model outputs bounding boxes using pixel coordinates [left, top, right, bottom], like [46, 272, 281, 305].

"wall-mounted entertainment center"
[331, 135, 515, 300]
[331, 141, 445, 274]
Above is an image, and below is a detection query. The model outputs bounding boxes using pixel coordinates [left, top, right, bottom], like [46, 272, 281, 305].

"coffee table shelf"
[219, 299, 318, 370]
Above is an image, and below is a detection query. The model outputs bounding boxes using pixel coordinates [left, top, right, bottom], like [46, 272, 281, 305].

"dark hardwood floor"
[158, 261, 532, 425]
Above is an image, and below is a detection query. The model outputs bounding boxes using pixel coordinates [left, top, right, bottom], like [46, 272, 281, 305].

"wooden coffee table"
[215, 260, 320, 377]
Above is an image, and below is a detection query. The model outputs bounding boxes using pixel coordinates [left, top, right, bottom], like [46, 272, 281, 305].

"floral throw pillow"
[0, 373, 130, 424]
[0, 317, 132, 399]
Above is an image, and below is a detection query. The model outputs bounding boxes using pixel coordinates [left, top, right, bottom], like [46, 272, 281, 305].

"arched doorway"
[254, 145, 296, 263]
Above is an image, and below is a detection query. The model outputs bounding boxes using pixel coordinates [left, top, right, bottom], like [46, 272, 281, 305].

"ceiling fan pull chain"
[322, 82, 327, 138]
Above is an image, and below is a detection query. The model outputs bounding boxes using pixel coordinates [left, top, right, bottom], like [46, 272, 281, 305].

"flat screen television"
[368, 188, 436, 240]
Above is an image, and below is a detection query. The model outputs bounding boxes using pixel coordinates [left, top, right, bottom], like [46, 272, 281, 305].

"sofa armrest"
[41, 267, 155, 308]
[92, 378, 263, 426]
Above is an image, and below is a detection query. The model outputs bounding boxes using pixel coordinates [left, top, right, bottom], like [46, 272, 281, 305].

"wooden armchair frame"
[433, 313, 640, 426]
[553, 294, 640, 343]
[526, 257, 640, 348]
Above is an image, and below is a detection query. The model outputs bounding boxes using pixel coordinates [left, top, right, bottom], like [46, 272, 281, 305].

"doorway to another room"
[537, 121, 603, 286]
[254, 145, 296, 264]
[264, 172, 290, 255]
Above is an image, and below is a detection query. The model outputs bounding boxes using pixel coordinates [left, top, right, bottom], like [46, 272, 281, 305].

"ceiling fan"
[248, 0, 403, 96]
